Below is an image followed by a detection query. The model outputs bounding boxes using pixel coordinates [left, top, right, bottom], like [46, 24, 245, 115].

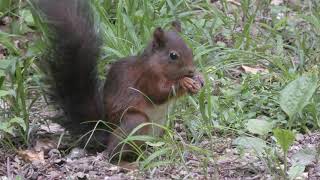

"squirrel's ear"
[152, 27, 165, 49]
[171, 20, 182, 32]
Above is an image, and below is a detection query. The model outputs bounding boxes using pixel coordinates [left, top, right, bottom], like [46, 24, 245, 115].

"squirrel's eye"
[169, 51, 179, 60]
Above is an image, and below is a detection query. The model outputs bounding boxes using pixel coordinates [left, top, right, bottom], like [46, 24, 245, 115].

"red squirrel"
[37, 0, 204, 159]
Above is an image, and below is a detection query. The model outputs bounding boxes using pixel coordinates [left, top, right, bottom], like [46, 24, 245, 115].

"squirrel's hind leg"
[106, 109, 150, 162]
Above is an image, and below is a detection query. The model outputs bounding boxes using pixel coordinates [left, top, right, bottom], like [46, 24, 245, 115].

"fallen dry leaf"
[241, 65, 269, 74]
[17, 149, 45, 164]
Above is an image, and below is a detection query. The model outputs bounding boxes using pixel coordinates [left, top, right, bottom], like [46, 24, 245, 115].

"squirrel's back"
[38, 0, 103, 130]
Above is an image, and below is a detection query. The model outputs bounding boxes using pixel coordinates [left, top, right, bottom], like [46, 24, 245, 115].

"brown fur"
[103, 27, 203, 159]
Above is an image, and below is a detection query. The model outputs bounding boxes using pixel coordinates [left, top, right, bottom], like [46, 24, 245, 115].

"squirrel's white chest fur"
[144, 101, 172, 136]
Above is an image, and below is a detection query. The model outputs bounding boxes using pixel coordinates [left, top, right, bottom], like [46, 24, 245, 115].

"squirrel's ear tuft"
[171, 20, 182, 32]
[152, 27, 165, 49]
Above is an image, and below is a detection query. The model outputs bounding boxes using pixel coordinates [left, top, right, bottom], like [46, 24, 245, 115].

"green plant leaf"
[9, 117, 26, 131]
[0, 122, 14, 135]
[279, 74, 318, 119]
[0, 59, 12, 70]
[245, 119, 273, 136]
[288, 164, 305, 180]
[273, 128, 295, 153]
[10, 20, 32, 35]
[0, 0, 11, 13]
[291, 147, 317, 166]
[19, 9, 34, 26]
[233, 136, 268, 155]
[0, 117, 26, 135]
[0, 90, 10, 97]
[0, 90, 14, 97]
[0, 32, 20, 55]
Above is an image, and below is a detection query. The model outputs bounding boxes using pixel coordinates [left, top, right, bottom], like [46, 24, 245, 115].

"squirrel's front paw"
[179, 77, 202, 94]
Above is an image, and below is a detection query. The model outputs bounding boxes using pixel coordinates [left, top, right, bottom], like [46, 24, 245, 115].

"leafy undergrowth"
[1, 0, 320, 179]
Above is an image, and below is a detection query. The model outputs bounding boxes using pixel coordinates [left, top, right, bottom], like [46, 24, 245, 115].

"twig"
[6, 157, 12, 179]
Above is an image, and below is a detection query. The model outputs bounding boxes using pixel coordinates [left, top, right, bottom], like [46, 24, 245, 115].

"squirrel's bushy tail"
[38, 0, 103, 127]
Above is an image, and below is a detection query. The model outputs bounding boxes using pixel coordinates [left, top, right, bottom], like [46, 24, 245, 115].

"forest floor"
[0, 99, 319, 179]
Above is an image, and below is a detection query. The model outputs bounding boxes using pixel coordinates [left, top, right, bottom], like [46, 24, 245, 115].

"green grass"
[1, 0, 320, 178]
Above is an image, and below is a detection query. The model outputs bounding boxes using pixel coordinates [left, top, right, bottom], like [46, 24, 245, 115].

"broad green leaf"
[0, 121, 15, 135]
[0, 90, 13, 97]
[288, 164, 305, 180]
[0, 0, 11, 13]
[19, 9, 34, 26]
[10, 20, 32, 35]
[273, 128, 295, 153]
[245, 119, 273, 136]
[0, 71, 4, 77]
[0, 59, 12, 70]
[233, 136, 268, 155]
[188, 119, 203, 138]
[0, 117, 26, 135]
[279, 74, 318, 119]
[9, 117, 26, 131]
[291, 147, 317, 166]
[0, 32, 20, 55]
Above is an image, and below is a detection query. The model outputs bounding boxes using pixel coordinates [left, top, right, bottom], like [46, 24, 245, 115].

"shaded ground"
[1, 131, 319, 179]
